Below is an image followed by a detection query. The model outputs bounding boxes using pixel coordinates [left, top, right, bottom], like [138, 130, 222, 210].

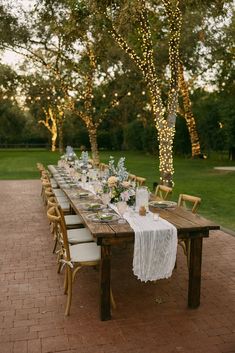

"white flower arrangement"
[103, 156, 135, 205]
[62, 146, 77, 162]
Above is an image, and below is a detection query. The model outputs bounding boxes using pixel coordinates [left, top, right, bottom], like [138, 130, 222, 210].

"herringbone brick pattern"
[0, 180, 234, 353]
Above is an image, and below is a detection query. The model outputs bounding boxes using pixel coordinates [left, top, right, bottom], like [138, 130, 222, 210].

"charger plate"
[87, 212, 120, 223]
[149, 200, 177, 209]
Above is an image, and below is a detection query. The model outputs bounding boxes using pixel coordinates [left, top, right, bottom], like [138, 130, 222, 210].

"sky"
[0, 0, 37, 67]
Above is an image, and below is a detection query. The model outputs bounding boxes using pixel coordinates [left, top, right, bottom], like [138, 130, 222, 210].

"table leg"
[100, 244, 111, 321]
[188, 236, 203, 308]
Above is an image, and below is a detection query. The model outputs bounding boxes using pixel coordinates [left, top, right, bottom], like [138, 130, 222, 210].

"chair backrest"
[155, 184, 173, 200]
[99, 163, 108, 171]
[48, 199, 67, 228]
[135, 176, 146, 186]
[177, 194, 201, 213]
[36, 163, 46, 175]
[47, 206, 71, 260]
[47, 195, 57, 209]
[128, 174, 137, 183]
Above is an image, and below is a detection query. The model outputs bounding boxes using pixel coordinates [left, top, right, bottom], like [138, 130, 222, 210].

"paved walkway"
[0, 180, 234, 353]
[214, 167, 235, 172]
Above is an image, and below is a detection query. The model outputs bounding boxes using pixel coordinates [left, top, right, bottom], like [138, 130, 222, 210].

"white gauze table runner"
[111, 205, 178, 282]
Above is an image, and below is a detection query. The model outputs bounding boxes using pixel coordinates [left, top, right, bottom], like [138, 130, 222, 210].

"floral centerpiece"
[60, 146, 77, 166]
[102, 156, 135, 206]
[75, 151, 92, 170]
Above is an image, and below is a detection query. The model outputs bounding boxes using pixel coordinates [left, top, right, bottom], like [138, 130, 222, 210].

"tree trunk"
[57, 118, 64, 154]
[158, 123, 175, 187]
[179, 62, 201, 158]
[88, 127, 100, 165]
[51, 129, 57, 152]
[147, 78, 176, 187]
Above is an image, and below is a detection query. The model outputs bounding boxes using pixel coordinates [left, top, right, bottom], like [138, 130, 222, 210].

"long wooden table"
[60, 185, 220, 321]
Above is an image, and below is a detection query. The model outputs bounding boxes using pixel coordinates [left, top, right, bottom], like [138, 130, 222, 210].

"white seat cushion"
[48, 165, 58, 174]
[50, 177, 58, 188]
[57, 200, 70, 212]
[54, 189, 66, 197]
[69, 242, 101, 262]
[65, 214, 83, 226]
[67, 228, 93, 244]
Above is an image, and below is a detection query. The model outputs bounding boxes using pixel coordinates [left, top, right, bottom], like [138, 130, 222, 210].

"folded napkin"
[112, 206, 177, 282]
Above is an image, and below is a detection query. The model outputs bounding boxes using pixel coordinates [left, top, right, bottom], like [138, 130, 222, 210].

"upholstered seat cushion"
[48, 165, 58, 174]
[67, 228, 93, 244]
[56, 199, 70, 213]
[69, 242, 101, 262]
[54, 189, 66, 197]
[65, 214, 83, 226]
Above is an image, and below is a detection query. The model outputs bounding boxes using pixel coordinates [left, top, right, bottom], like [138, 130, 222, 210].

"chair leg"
[52, 238, 58, 254]
[56, 251, 63, 274]
[110, 289, 116, 310]
[64, 267, 68, 294]
[186, 239, 191, 269]
[65, 267, 73, 316]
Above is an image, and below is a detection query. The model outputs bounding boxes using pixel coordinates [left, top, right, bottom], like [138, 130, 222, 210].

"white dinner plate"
[86, 212, 120, 223]
[81, 203, 105, 211]
[149, 200, 177, 208]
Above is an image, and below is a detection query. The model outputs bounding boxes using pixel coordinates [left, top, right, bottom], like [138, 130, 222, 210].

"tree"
[90, 0, 182, 185]
[0, 63, 26, 144]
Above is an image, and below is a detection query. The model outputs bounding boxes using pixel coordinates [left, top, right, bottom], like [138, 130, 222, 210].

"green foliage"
[192, 89, 234, 154]
[174, 117, 191, 156]
[0, 100, 26, 143]
[123, 119, 157, 153]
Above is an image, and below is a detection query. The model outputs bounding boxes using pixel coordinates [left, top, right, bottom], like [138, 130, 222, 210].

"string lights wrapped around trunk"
[102, 0, 182, 186]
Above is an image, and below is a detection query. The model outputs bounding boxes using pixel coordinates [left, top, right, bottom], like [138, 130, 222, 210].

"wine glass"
[117, 201, 128, 223]
[101, 193, 111, 209]
[81, 173, 87, 186]
[93, 181, 102, 195]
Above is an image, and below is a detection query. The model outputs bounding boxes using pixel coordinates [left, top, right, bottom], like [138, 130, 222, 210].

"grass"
[0, 149, 235, 231]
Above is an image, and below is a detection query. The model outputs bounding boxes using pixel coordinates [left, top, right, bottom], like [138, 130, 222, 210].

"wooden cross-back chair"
[44, 185, 72, 215]
[46, 197, 92, 260]
[135, 176, 146, 186]
[155, 184, 173, 200]
[47, 206, 115, 315]
[47, 196, 84, 230]
[178, 194, 201, 214]
[99, 163, 109, 171]
[128, 174, 146, 186]
[177, 194, 202, 268]
[128, 174, 137, 183]
[36, 162, 46, 176]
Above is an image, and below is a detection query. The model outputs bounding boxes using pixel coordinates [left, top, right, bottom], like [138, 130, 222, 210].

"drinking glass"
[81, 173, 87, 186]
[93, 181, 102, 195]
[117, 201, 128, 223]
[101, 193, 111, 208]
[135, 186, 149, 212]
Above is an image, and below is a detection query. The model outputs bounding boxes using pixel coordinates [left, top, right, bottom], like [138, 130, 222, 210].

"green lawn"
[0, 149, 235, 231]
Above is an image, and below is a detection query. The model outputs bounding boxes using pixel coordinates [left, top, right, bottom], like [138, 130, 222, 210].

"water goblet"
[81, 173, 87, 186]
[101, 192, 111, 209]
[117, 201, 128, 223]
[93, 181, 102, 195]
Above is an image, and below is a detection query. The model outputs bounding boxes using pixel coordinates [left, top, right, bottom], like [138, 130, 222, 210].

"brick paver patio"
[0, 180, 234, 353]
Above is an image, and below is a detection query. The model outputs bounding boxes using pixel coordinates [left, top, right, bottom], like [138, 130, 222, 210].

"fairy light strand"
[178, 61, 201, 157]
[105, 0, 182, 186]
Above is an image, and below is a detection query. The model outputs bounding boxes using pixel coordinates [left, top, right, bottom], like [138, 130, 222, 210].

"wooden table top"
[62, 187, 220, 240]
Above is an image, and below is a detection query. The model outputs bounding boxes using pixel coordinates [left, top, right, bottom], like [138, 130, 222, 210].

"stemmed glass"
[101, 192, 111, 209]
[93, 181, 102, 196]
[117, 201, 128, 223]
[81, 173, 87, 187]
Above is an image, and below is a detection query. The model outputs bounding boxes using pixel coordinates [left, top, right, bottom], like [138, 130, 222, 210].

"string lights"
[38, 108, 58, 152]
[178, 61, 201, 157]
[105, 0, 182, 186]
